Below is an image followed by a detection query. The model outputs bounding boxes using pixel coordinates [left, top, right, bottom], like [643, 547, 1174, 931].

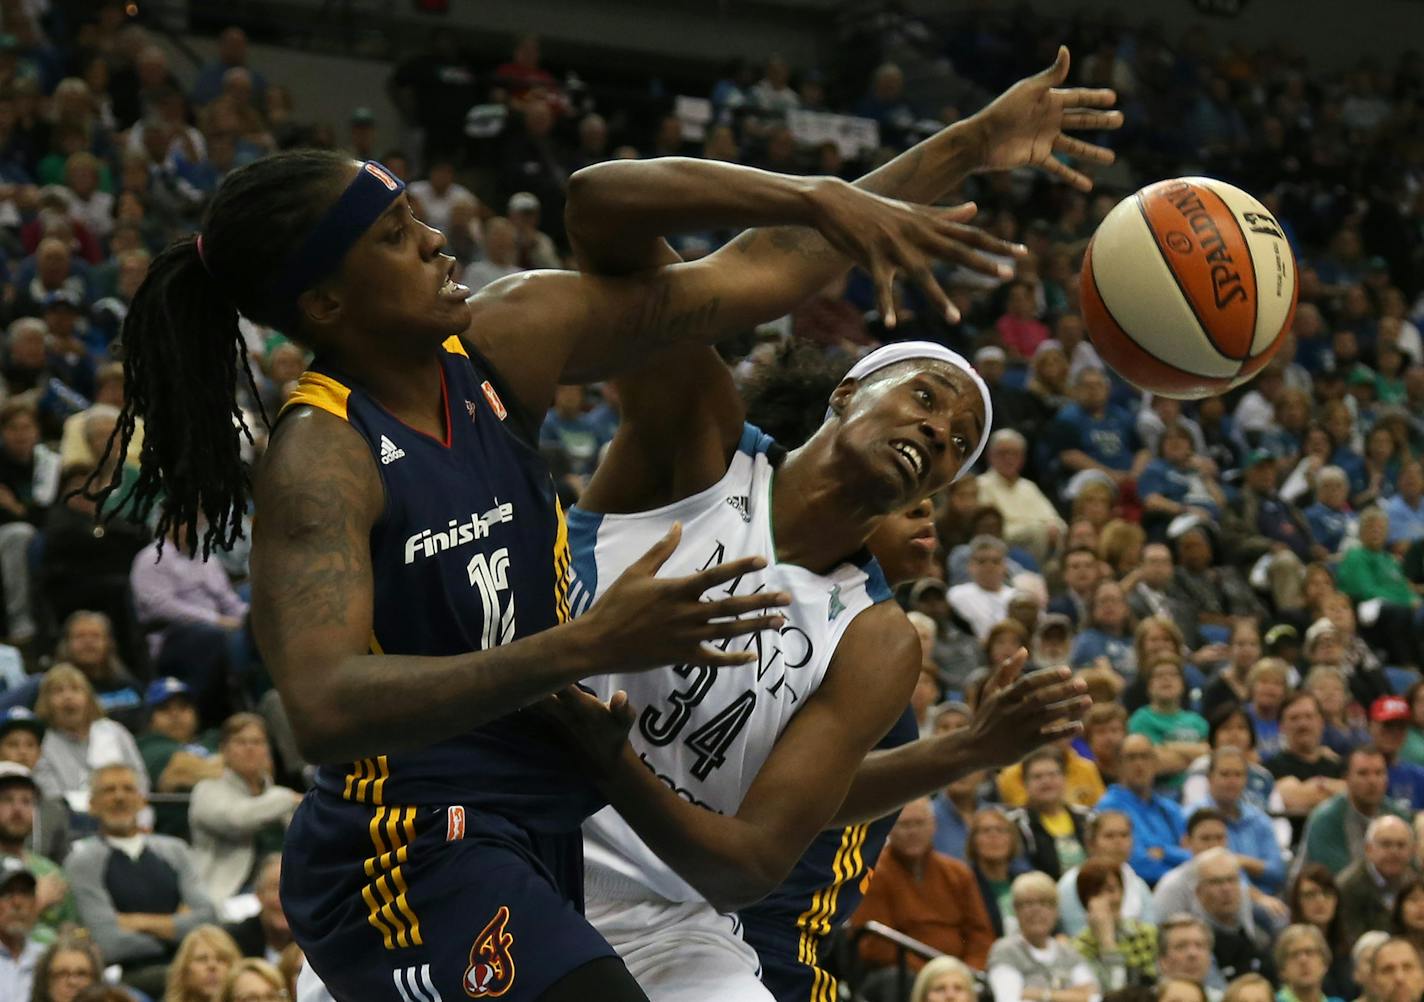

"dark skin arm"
[547, 604, 922, 913]
[831, 651, 1089, 824]
[249, 410, 791, 764]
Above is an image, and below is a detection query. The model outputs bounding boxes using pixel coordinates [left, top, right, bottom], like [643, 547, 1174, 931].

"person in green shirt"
[1128, 655, 1209, 787]
[134, 677, 222, 840]
[0, 762, 78, 943]
[1337, 509, 1420, 608]
[1336, 507, 1424, 669]
[1400, 681, 1424, 767]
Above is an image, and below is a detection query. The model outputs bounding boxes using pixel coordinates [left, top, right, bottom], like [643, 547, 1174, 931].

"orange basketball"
[1080, 176, 1298, 399]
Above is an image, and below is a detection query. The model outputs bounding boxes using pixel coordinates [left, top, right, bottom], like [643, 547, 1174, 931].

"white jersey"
[567, 423, 892, 904]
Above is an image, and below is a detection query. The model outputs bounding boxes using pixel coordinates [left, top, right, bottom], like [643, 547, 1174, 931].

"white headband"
[828, 340, 994, 481]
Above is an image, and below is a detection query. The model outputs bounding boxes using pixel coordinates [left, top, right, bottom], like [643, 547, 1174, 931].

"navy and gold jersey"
[279, 336, 601, 832]
[740, 706, 920, 1002]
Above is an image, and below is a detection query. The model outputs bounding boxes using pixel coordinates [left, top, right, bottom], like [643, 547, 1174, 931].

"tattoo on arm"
[264, 480, 365, 628]
[619, 276, 723, 349]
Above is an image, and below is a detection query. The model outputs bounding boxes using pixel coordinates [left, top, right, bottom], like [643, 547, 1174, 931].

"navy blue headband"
[263, 160, 405, 323]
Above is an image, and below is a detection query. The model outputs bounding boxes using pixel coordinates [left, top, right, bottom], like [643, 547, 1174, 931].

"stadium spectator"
[1048, 546, 1102, 627]
[1150, 809, 1254, 937]
[1337, 816, 1418, 947]
[136, 678, 221, 841]
[1272, 923, 1340, 1002]
[1049, 368, 1147, 492]
[1129, 657, 1208, 780]
[948, 536, 1017, 640]
[1401, 682, 1424, 766]
[1138, 425, 1225, 542]
[1189, 748, 1285, 896]
[190, 29, 267, 110]
[1180, 706, 1279, 819]
[1361, 938, 1424, 1002]
[1097, 734, 1188, 886]
[1287, 865, 1354, 999]
[1200, 620, 1259, 720]
[0, 709, 67, 862]
[0, 761, 74, 942]
[1058, 811, 1155, 937]
[1069, 580, 1136, 675]
[1125, 547, 1189, 628]
[130, 525, 250, 728]
[1368, 696, 1424, 810]
[1302, 466, 1357, 555]
[1157, 914, 1222, 999]
[0, 397, 58, 647]
[54, 612, 144, 732]
[217, 958, 287, 1002]
[987, 870, 1098, 1002]
[1242, 659, 1289, 760]
[32, 664, 147, 815]
[1267, 692, 1346, 841]
[1070, 856, 1158, 990]
[64, 763, 216, 992]
[998, 734, 1105, 812]
[932, 767, 988, 860]
[188, 713, 299, 904]
[1297, 745, 1410, 875]
[0, 854, 42, 997]
[1337, 510, 1424, 667]
[1390, 878, 1424, 963]
[1193, 849, 1273, 983]
[967, 806, 1029, 937]
[223, 854, 290, 961]
[1168, 526, 1266, 630]
[164, 924, 240, 1002]
[29, 930, 103, 1002]
[1079, 702, 1128, 787]
[1220, 451, 1313, 613]
[852, 797, 995, 974]
[1383, 461, 1424, 548]
[406, 160, 475, 239]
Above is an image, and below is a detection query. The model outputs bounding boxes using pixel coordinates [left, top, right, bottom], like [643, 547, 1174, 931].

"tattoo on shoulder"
[255, 423, 376, 630]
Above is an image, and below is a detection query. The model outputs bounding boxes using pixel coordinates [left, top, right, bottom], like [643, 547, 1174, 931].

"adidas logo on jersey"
[725, 495, 751, 522]
[379, 435, 406, 465]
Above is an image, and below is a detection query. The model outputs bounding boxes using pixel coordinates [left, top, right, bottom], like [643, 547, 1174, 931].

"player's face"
[330, 185, 470, 346]
[830, 361, 986, 513]
[864, 497, 937, 585]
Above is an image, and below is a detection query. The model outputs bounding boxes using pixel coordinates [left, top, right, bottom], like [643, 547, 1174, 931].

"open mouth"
[889, 439, 928, 485]
[439, 258, 470, 300]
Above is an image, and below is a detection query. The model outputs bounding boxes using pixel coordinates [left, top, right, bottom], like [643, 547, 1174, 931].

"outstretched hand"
[969, 45, 1123, 190]
[807, 183, 1025, 326]
[965, 648, 1092, 769]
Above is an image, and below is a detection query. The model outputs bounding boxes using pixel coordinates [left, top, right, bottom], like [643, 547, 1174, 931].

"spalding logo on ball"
[1081, 176, 1298, 399]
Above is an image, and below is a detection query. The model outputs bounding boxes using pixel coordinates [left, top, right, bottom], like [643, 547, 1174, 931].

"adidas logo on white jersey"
[379, 435, 406, 465]
[725, 495, 751, 522]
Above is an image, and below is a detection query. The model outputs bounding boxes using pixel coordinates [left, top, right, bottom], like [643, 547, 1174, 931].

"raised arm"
[249, 409, 791, 763]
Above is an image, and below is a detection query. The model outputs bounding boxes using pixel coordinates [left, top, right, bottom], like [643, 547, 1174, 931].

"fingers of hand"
[631, 521, 682, 575]
[679, 554, 769, 596]
[700, 591, 792, 620]
[1010, 665, 1075, 704]
[691, 643, 759, 667]
[694, 611, 788, 641]
[938, 201, 978, 223]
[1041, 155, 1093, 191]
[995, 647, 1029, 689]
[1044, 45, 1070, 84]
[872, 261, 897, 328]
[944, 221, 1026, 259]
[1039, 719, 1085, 738]
[909, 263, 957, 323]
[1055, 87, 1117, 108]
[1053, 133, 1116, 165]
[1060, 110, 1124, 132]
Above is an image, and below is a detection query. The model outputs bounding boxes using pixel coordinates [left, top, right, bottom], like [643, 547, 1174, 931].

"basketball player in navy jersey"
[90, 148, 1021, 1001]
[548, 48, 1118, 1002]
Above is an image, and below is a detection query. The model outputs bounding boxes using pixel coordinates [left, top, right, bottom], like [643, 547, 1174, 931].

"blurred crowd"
[0, 1, 1418, 1001]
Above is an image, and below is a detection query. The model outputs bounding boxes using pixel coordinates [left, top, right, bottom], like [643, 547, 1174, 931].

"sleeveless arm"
[250, 408, 611, 762]
[592, 603, 920, 913]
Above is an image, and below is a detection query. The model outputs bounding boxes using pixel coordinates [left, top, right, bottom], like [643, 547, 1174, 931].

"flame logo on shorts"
[463, 905, 515, 997]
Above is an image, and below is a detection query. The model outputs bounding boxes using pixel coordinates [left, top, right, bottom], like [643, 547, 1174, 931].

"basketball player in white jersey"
[546, 47, 1117, 1002]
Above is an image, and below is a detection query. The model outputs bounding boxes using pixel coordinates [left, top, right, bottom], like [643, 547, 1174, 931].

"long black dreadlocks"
[86, 150, 354, 557]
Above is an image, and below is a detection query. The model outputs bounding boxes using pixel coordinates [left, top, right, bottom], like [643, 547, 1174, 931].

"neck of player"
[326, 342, 447, 440]
[772, 446, 890, 573]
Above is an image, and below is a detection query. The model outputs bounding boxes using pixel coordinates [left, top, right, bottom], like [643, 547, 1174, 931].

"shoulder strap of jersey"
[279, 370, 352, 422]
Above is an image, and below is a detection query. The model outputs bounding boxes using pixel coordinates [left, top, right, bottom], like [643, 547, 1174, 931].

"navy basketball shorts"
[282, 790, 618, 1001]
[741, 915, 837, 1002]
